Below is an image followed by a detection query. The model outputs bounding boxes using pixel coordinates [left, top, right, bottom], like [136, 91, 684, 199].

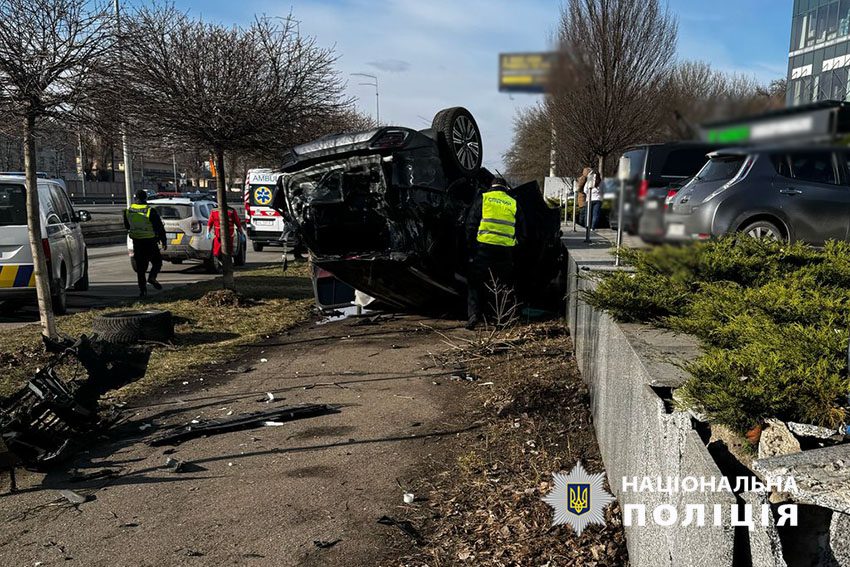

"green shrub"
[585, 237, 850, 433]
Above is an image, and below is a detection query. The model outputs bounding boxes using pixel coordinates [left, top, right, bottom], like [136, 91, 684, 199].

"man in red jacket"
[206, 204, 243, 259]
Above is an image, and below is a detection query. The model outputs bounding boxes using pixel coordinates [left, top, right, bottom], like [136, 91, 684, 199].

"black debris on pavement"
[313, 539, 341, 549]
[377, 515, 423, 546]
[148, 404, 340, 446]
[69, 468, 120, 483]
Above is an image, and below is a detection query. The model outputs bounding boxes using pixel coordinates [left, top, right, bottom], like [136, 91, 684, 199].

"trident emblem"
[567, 483, 590, 515]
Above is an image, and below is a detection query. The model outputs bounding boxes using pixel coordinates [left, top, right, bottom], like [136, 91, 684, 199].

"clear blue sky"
[167, 0, 794, 169]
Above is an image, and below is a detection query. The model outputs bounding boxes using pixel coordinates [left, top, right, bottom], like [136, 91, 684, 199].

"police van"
[0, 175, 91, 314]
[244, 168, 286, 251]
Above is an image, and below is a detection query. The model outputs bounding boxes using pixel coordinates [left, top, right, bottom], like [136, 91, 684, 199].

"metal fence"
[66, 180, 242, 205]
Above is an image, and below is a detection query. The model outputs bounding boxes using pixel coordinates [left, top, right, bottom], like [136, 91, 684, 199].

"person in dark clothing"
[465, 177, 526, 330]
[124, 189, 167, 298]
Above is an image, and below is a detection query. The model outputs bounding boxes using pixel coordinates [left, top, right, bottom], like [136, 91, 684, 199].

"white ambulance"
[244, 168, 286, 251]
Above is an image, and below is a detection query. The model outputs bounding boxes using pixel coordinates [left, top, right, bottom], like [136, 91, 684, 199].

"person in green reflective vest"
[124, 190, 167, 298]
[464, 177, 525, 329]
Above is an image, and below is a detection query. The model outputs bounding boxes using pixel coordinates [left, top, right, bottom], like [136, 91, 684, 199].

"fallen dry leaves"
[390, 322, 629, 566]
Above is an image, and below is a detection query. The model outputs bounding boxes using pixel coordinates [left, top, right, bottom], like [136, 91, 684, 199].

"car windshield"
[153, 204, 193, 220]
[693, 156, 746, 183]
[0, 183, 26, 226]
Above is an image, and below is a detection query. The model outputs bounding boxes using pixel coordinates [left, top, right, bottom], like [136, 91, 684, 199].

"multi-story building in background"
[788, 0, 850, 106]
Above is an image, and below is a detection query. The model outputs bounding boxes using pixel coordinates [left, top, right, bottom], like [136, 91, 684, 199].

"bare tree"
[0, 0, 112, 338]
[548, 0, 677, 174]
[503, 104, 551, 186]
[661, 62, 789, 139]
[120, 6, 348, 289]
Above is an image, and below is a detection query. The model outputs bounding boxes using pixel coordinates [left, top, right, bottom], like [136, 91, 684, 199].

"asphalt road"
[0, 243, 290, 330]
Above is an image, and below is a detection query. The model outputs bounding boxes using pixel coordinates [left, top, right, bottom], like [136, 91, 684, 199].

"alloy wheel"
[746, 225, 781, 241]
[452, 115, 480, 171]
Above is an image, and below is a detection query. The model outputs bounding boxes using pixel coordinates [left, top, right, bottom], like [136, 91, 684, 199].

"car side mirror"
[77, 210, 92, 223]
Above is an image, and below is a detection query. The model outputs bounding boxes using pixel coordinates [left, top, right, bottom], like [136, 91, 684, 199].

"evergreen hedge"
[584, 238, 850, 433]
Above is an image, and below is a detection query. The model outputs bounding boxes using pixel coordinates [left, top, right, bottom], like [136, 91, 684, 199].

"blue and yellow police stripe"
[0, 265, 35, 288]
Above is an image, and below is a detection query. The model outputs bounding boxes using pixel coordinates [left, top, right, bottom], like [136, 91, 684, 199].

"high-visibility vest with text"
[477, 190, 517, 247]
[126, 204, 155, 239]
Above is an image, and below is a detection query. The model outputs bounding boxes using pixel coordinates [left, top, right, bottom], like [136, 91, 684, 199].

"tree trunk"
[23, 113, 57, 339]
[598, 154, 605, 177]
[214, 147, 235, 290]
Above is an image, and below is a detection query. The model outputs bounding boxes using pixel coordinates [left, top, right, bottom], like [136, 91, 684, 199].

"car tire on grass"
[432, 107, 482, 179]
[92, 309, 174, 344]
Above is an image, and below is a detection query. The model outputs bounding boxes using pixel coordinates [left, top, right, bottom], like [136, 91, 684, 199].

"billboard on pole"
[498, 52, 556, 94]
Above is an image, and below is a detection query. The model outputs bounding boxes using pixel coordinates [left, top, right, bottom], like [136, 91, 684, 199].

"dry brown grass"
[393, 322, 629, 566]
[0, 263, 313, 400]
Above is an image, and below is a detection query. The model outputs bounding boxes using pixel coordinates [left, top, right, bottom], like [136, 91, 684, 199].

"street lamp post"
[351, 72, 379, 125]
[114, 0, 133, 206]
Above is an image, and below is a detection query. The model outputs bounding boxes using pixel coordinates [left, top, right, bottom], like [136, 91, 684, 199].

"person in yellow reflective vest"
[124, 190, 167, 298]
[464, 177, 525, 329]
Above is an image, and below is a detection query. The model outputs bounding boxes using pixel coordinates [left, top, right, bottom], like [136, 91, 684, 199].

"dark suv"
[611, 142, 718, 240]
[273, 107, 564, 312]
[665, 146, 850, 244]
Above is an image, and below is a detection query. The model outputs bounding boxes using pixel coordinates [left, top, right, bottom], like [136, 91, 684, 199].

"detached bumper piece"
[0, 335, 151, 468]
[148, 404, 340, 446]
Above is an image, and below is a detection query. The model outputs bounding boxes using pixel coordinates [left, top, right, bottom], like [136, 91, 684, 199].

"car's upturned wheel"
[252, 241, 264, 252]
[51, 267, 68, 315]
[432, 107, 482, 178]
[92, 309, 173, 344]
[741, 220, 784, 242]
[73, 252, 89, 291]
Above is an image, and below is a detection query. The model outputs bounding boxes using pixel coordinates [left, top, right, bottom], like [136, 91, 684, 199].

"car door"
[52, 186, 83, 280]
[38, 185, 70, 283]
[773, 151, 850, 245]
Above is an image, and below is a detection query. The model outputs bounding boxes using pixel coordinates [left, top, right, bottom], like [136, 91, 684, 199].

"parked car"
[608, 143, 718, 240]
[665, 146, 850, 245]
[274, 106, 564, 312]
[127, 197, 246, 273]
[0, 176, 91, 314]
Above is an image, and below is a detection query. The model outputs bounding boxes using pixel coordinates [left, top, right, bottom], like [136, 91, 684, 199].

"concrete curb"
[564, 248, 735, 567]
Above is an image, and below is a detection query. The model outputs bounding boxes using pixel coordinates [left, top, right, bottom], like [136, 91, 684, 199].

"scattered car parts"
[0, 335, 151, 469]
[148, 404, 340, 446]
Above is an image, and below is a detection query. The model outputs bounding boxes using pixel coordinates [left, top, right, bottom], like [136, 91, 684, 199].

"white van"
[244, 168, 285, 251]
[0, 176, 91, 314]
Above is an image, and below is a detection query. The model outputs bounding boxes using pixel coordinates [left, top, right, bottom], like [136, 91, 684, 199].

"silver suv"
[128, 197, 246, 273]
[666, 146, 850, 244]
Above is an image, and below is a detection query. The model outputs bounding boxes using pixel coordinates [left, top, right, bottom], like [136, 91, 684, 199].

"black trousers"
[467, 244, 516, 323]
[133, 238, 162, 292]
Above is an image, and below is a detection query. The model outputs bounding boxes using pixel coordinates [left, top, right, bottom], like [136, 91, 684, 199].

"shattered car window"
[286, 157, 385, 220]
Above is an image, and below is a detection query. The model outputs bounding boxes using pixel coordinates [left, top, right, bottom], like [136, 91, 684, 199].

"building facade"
[787, 0, 850, 106]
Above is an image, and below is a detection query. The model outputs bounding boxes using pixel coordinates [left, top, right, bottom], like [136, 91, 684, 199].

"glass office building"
[788, 0, 850, 106]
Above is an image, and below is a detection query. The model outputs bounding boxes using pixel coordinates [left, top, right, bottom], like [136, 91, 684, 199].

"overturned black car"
[272, 107, 564, 313]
